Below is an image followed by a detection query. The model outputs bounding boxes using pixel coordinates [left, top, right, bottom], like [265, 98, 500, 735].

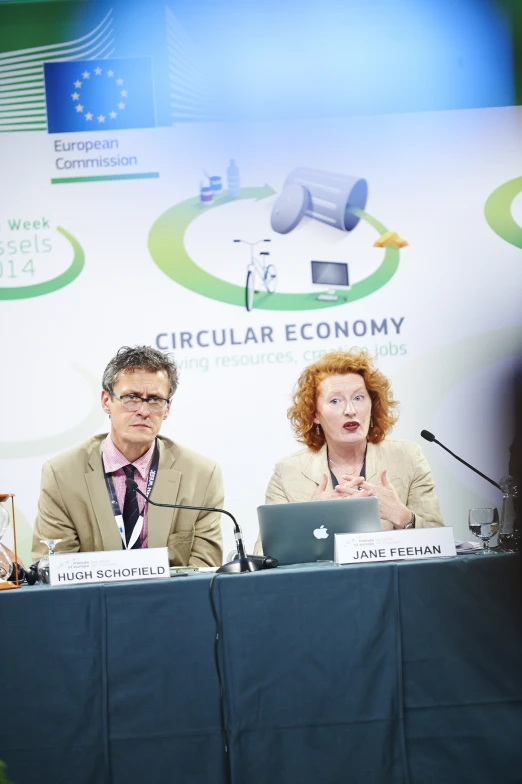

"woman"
[259, 349, 443, 539]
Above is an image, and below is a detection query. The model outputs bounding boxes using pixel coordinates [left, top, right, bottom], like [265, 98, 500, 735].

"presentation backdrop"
[1, 0, 521, 561]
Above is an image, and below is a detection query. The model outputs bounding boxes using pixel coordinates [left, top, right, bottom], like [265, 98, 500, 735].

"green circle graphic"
[148, 188, 400, 310]
[0, 226, 84, 300]
[484, 176, 522, 249]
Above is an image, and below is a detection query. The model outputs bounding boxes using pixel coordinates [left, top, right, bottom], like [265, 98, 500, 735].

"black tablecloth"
[1, 554, 521, 784]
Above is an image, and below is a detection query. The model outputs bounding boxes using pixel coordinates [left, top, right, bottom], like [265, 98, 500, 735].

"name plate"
[335, 527, 456, 565]
[49, 547, 170, 586]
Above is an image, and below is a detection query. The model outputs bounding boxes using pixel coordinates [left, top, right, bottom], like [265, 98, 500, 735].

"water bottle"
[498, 475, 520, 551]
[227, 159, 240, 199]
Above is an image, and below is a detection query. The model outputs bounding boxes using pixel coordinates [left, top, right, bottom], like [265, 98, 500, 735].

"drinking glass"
[498, 475, 520, 551]
[37, 539, 63, 584]
[469, 508, 499, 554]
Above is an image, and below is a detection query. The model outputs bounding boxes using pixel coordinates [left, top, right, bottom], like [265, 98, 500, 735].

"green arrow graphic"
[148, 188, 400, 311]
[0, 226, 84, 300]
[484, 176, 522, 249]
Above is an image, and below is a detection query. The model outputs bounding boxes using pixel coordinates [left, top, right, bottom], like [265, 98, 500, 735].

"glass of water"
[37, 539, 62, 584]
[469, 508, 499, 554]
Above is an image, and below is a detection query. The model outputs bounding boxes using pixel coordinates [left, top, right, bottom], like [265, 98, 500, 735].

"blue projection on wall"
[0, 0, 514, 127]
[166, 0, 514, 121]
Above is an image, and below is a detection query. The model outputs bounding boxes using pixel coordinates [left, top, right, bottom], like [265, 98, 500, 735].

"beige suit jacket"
[32, 434, 223, 567]
[255, 439, 443, 553]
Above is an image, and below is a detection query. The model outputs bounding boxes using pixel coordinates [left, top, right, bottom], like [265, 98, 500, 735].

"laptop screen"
[258, 497, 381, 565]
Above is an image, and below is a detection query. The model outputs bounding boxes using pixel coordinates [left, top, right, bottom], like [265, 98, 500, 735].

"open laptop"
[257, 497, 381, 565]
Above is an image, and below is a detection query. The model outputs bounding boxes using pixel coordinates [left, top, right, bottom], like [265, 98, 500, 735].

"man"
[32, 346, 223, 566]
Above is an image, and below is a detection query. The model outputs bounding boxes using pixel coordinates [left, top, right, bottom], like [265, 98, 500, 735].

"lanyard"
[102, 440, 160, 550]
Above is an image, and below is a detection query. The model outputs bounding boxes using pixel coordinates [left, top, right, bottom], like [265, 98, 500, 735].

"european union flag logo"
[44, 57, 156, 133]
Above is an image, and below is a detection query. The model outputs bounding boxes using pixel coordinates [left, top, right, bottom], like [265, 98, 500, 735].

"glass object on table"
[37, 539, 63, 584]
[0, 544, 12, 582]
[0, 502, 10, 575]
[0, 494, 22, 589]
[469, 508, 499, 554]
[0, 499, 13, 583]
[498, 476, 520, 552]
[0, 500, 9, 540]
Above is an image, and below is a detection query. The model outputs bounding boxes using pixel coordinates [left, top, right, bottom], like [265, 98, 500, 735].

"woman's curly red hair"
[288, 349, 398, 451]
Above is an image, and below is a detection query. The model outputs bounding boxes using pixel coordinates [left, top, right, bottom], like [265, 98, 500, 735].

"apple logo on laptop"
[313, 525, 329, 539]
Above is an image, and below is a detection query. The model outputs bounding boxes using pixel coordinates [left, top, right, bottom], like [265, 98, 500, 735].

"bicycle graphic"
[233, 238, 277, 312]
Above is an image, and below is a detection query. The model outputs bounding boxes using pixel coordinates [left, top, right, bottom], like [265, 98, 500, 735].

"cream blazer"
[255, 439, 443, 553]
[32, 434, 223, 567]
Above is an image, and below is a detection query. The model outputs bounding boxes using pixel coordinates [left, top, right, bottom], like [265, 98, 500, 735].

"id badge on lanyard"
[102, 441, 160, 550]
[115, 512, 142, 550]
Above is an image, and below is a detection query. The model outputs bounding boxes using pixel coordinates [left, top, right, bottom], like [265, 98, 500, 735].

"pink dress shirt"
[102, 434, 156, 548]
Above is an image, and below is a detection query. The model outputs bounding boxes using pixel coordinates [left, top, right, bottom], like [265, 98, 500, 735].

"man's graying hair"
[102, 346, 179, 398]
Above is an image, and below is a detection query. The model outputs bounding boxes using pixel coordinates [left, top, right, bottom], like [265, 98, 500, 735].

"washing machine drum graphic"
[271, 167, 368, 234]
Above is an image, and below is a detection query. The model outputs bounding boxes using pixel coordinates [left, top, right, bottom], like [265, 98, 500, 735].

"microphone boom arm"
[434, 440, 500, 490]
[129, 480, 249, 561]
[420, 431, 501, 490]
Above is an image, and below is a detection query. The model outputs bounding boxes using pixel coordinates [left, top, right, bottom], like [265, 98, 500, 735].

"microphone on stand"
[125, 478, 277, 573]
[420, 430, 501, 489]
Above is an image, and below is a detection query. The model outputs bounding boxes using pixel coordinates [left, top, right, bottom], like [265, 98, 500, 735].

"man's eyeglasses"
[111, 393, 171, 413]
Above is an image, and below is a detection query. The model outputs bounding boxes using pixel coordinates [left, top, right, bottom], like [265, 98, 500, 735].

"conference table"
[1, 552, 522, 784]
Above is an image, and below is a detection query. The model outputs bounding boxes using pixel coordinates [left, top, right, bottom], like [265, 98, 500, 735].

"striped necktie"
[122, 465, 142, 549]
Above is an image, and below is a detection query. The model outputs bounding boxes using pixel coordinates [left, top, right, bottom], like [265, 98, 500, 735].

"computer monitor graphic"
[311, 260, 349, 301]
